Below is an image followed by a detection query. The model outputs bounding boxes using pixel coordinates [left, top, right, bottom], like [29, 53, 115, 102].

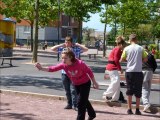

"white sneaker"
[143, 104, 151, 112]
[102, 95, 106, 100]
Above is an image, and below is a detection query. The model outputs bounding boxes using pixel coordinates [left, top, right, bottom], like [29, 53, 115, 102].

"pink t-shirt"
[48, 59, 94, 85]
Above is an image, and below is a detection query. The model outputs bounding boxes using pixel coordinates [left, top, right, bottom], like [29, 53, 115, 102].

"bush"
[154, 50, 160, 59]
[148, 44, 160, 59]
[148, 44, 157, 51]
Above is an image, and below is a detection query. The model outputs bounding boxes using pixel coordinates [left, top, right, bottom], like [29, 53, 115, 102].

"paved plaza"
[1, 92, 160, 120]
[0, 47, 160, 120]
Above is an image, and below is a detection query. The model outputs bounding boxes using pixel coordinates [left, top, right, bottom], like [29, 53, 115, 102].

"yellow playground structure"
[0, 18, 16, 57]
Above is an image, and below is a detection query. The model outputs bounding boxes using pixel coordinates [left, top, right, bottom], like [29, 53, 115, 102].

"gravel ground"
[0, 93, 159, 120]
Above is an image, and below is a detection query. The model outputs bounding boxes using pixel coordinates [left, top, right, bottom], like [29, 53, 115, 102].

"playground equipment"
[0, 18, 16, 57]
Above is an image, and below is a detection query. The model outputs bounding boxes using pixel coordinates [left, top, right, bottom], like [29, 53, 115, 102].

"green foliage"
[1, 0, 57, 26]
[148, 44, 160, 59]
[152, 23, 160, 38]
[136, 24, 153, 42]
[155, 51, 160, 59]
[148, 44, 157, 50]
[38, 0, 58, 26]
[1, 0, 159, 44]
[119, 0, 150, 30]
[61, 0, 101, 22]
[147, 0, 160, 39]
[107, 36, 115, 46]
[101, 0, 117, 5]
[61, 0, 101, 43]
[100, 0, 151, 39]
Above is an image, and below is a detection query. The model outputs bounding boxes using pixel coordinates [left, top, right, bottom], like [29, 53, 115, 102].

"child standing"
[51, 36, 88, 110]
[35, 48, 99, 120]
[102, 36, 126, 102]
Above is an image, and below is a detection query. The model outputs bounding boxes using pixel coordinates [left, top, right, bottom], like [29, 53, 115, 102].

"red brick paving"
[0, 93, 159, 120]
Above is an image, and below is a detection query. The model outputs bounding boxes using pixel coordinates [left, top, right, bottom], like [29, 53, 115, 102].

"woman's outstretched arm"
[35, 63, 49, 71]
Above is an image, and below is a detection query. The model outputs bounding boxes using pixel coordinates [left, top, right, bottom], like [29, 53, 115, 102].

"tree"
[119, 0, 150, 32]
[100, 0, 117, 57]
[1, 0, 34, 51]
[147, 0, 160, 39]
[33, 0, 39, 63]
[61, 0, 101, 43]
[82, 27, 95, 46]
[1, 0, 58, 62]
[136, 24, 153, 44]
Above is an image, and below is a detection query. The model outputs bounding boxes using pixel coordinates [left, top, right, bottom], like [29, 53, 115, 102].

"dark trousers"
[125, 72, 143, 98]
[62, 74, 77, 107]
[75, 81, 96, 120]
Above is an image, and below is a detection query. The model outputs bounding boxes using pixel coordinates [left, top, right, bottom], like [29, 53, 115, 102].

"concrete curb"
[0, 89, 121, 107]
[1, 89, 159, 113]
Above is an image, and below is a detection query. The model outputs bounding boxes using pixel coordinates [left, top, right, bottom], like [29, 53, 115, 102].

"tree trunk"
[114, 19, 117, 37]
[103, 4, 108, 58]
[57, 0, 60, 61]
[32, 0, 39, 63]
[103, 23, 107, 57]
[77, 20, 82, 43]
[123, 23, 126, 36]
[30, 21, 34, 52]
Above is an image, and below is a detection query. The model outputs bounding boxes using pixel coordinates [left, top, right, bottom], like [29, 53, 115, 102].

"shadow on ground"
[0, 65, 19, 69]
[0, 75, 63, 91]
[89, 66, 105, 73]
[1, 112, 36, 120]
[96, 109, 160, 118]
[0, 101, 36, 120]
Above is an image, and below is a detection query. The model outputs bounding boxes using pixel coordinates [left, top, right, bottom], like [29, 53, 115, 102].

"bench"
[88, 53, 97, 59]
[0, 57, 14, 66]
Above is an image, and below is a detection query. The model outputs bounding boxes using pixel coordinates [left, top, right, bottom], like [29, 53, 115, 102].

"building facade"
[0, 14, 81, 45]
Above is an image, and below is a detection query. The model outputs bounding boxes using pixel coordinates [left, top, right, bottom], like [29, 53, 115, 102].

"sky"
[83, 13, 112, 32]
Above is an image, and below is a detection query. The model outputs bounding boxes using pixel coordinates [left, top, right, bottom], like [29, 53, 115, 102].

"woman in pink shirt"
[35, 48, 99, 120]
[103, 36, 126, 102]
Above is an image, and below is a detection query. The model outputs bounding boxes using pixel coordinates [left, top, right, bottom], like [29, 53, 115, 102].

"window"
[62, 15, 69, 26]
[71, 18, 74, 23]
[62, 28, 67, 38]
[24, 26, 30, 33]
[61, 28, 72, 38]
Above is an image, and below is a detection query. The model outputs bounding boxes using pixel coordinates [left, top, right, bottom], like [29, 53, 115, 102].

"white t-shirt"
[121, 44, 147, 72]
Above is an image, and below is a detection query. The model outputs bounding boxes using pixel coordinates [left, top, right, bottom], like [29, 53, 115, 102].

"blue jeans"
[62, 74, 77, 107]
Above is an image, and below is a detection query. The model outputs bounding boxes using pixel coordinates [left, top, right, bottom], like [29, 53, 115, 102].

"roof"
[1, 18, 16, 23]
